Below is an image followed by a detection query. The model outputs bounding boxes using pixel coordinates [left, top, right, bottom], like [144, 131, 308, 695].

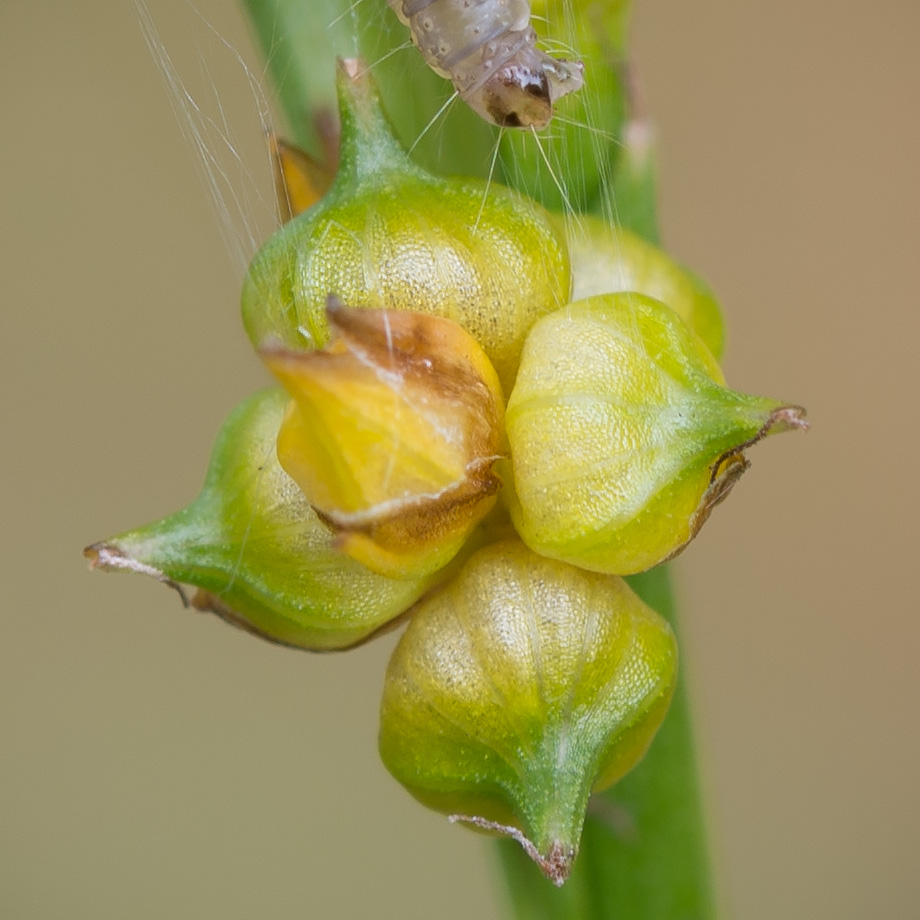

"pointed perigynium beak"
[261, 300, 506, 581]
[83, 388, 434, 650]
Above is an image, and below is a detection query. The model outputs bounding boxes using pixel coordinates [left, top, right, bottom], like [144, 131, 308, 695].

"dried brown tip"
[763, 404, 810, 435]
[83, 541, 189, 607]
[662, 404, 809, 564]
[338, 57, 362, 81]
[714, 405, 810, 472]
[449, 815, 575, 887]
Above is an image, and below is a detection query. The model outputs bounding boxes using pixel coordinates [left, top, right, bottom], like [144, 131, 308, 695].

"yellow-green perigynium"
[504, 292, 808, 575]
[84, 388, 434, 650]
[241, 59, 570, 390]
[566, 214, 726, 359]
[379, 540, 678, 885]
[262, 302, 506, 581]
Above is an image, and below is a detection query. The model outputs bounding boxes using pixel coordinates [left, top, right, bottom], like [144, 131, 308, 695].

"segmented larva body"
[387, 0, 584, 128]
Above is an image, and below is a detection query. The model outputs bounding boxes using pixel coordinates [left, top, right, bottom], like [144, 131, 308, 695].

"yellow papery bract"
[269, 133, 334, 223]
[505, 293, 807, 575]
[379, 540, 678, 885]
[263, 303, 506, 581]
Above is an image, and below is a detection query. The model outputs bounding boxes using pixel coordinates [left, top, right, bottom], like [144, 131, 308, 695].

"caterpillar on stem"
[387, 0, 584, 128]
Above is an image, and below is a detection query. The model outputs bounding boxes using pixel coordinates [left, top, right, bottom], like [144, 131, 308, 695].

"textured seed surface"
[380, 540, 678, 879]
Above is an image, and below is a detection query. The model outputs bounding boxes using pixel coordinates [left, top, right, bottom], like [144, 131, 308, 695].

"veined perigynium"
[379, 540, 678, 886]
[262, 300, 505, 581]
[505, 292, 808, 575]
[85, 389, 433, 650]
[241, 59, 570, 390]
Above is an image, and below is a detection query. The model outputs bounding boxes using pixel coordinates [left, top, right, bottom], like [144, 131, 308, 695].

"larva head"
[478, 63, 552, 129]
[475, 47, 584, 129]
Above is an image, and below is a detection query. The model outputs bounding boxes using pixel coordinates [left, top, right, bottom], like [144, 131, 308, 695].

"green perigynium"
[241, 59, 570, 391]
[379, 540, 678, 886]
[85, 388, 434, 650]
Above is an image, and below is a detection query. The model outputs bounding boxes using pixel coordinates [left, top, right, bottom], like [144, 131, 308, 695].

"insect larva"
[387, 0, 584, 128]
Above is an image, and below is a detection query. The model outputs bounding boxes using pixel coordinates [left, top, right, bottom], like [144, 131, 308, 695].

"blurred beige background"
[2, 1, 918, 918]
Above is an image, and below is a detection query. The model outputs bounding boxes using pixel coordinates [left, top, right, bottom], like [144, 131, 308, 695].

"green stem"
[240, 0, 343, 155]
[239, 1, 715, 916]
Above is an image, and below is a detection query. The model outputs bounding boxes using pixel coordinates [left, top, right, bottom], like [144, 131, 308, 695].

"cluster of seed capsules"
[86, 57, 805, 884]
